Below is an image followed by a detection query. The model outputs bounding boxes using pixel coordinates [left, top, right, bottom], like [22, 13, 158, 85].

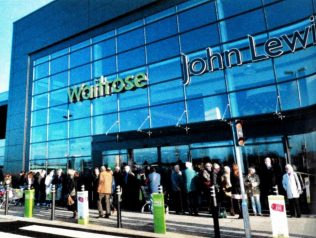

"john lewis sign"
[181, 16, 316, 85]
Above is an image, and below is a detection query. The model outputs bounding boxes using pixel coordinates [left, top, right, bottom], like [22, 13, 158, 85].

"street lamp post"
[231, 121, 251, 238]
[284, 67, 306, 107]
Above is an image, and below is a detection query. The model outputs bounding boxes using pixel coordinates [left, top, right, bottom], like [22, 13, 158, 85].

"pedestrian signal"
[235, 120, 245, 146]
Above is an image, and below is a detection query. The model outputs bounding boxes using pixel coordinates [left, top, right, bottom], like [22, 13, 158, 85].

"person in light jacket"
[282, 164, 302, 218]
[97, 166, 113, 218]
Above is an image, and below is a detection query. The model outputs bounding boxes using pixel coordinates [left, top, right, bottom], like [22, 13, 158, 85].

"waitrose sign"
[68, 73, 147, 103]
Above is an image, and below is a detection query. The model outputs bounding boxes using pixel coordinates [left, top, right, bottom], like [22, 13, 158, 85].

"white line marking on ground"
[0, 231, 33, 238]
[20, 225, 127, 238]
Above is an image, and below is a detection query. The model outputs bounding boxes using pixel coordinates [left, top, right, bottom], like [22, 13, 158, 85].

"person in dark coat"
[171, 164, 184, 214]
[260, 157, 278, 210]
[65, 169, 77, 218]
[121, 165, 140, 211]
[231, 164, 242, 218]
[91, 167, 100, 209]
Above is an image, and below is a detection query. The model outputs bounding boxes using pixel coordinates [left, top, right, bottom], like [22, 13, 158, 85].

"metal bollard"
[210, 185, 220, 238]
[116, 185, 122, 228]
[273, 185, 279, 195]
[81, 185, 85, 191]
[158, 185, 163, 194]
[51, 185, 56, 220]
[5, 184, 9, 215]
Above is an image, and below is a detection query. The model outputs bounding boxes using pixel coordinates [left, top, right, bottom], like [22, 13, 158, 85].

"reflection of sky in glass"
[27, 0, 316, 169]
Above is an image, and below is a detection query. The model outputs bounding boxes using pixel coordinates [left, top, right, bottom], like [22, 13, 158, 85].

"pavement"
[0, 205, 315, 238]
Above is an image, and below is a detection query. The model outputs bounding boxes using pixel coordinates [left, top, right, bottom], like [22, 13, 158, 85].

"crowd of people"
[0, 157, 305, 219]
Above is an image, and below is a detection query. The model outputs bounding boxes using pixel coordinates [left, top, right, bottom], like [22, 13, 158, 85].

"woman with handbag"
[66, 169, 77, 218]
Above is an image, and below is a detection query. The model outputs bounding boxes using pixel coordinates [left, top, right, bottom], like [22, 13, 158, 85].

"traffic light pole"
[211, 185, 220, 238]
[231, 121, 252, 238]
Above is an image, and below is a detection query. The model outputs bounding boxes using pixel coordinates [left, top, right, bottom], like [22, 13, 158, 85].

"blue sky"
[0, 0, 54, 93]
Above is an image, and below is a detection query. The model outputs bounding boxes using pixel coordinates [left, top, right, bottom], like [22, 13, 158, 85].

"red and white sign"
[77, 191, 89, 225]
[268, 195, 289, 238]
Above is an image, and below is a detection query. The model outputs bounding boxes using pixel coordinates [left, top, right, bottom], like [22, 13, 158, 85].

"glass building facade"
[29, 0, 316, 174]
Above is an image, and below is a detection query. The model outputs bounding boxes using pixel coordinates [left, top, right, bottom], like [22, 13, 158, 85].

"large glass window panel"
[50, 71, 68, 90]
[177, 0, 209, 11]
[265, 0, 313, 30]
[119, 87, 148, 111]
[51, 55, 68, 75]
[278, 81, 300, 111]
[31, 109, 47, 126]
[145, 7, 175, 24]
[148, 57, 182, 84]
[222, 9, 266, 42]
[226, 60, 275, 91]
[151, 101, 185, 128]
[120, 108, 149, 132]
[186, 71, 226, 98]
[147, 37, 179, 64]
[161, 145, 189, 164]
[48, 122, 67, 141]
[51, 48, 68, 59]
[33, 77, 49, 95]
[30, 142, 47, 160]
[93, 38, 116, 60]
[117, 28, 144, 52]
[46, 158, 68, 170]
[71, 40, 90, 51]
[49, 104, 68, 124]
[229, 85, 277, 117]
[69, 100, 91, 120]
[93, 113, 118, 135]
[274, 48, 316, 82]
[34, 55, 49, 66]
[223, 35, 268, 62]
[72, 157, 93, 172]
[31, 125, 47, 143]
[69, 137, 91, 157]
[187, 94, 229, 123]
[181, 24, 219, 53]
[69, 118, 91, 138]
[118, 47, 145, 71]
[34, 62, 49, 80]
[93, 57, 116, 78]
[93, 94, 118, 116]
[33, 93, 48, 110]
[146, 16, 177, 43]
[92, 30, 115, 43]
[102, 151, 128, 169]
[178, 2, 216, 32]
[117, 19, 143, 34]
[118, 67, 148, 110]
[191, 146, 233, 163]
[30, 159, 47, 170]
[48, 140, 67, 159]
[300, 74, 316, 107]
[133, 148, 158, 165]
[70, 47, 90, 68]
[150, 79, 184, 105]
[217, 0, 261, 19]
[50, 88, 68, 107]
[70, 64, 91, 86]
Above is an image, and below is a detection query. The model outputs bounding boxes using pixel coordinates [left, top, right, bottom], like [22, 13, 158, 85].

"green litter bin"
[24, 189, 35, 218]
[152, 192, 166, 234]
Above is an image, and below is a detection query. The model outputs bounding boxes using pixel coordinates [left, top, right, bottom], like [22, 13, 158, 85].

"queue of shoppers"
[0, 158, 305, 219]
